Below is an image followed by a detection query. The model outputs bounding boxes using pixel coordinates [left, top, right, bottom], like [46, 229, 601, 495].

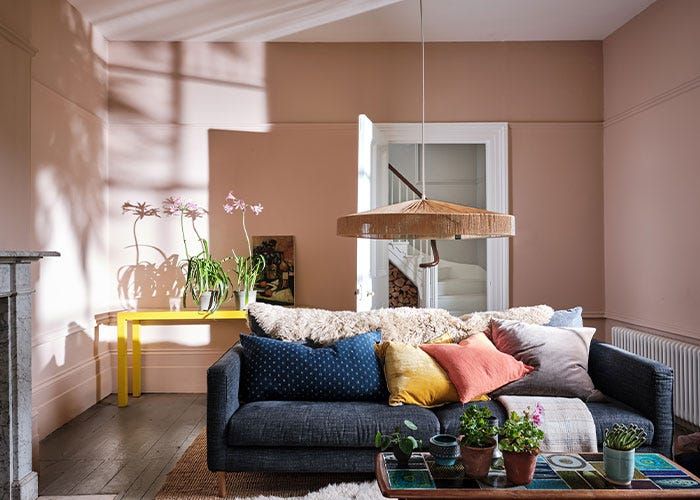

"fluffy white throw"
[498, 395, 598, 453]
[248, 303, 554, 345]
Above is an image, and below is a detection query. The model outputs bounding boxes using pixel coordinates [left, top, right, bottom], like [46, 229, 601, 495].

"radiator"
[612, 326, 700, 427]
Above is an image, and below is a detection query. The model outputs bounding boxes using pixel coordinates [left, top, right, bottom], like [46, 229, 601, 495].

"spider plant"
[182, 239, 231, 311]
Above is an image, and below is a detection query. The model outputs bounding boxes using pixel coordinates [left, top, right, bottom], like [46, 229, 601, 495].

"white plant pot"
[198, 291, 218, 312]
[237, 290, 257, 310]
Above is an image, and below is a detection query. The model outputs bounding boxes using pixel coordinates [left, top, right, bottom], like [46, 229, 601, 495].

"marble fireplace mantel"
[0, 251, 58, 500]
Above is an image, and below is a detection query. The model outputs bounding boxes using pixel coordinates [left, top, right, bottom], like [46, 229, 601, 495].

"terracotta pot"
[460, 438, 496, 478]
[502, 450, 538, 485]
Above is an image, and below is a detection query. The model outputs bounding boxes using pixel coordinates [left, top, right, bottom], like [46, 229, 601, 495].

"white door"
[356, 114, 389, 311]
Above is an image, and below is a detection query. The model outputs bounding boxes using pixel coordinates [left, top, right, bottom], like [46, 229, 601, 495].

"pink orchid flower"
[532, 402, 544, 427]
[232, 199, 246, 211]
[250, 203, 264, 215]
[226, 192, 236, 201]
[223, 204, 235, 214]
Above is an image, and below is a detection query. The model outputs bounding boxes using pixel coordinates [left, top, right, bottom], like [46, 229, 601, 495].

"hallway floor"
[39, 394, 205, 499]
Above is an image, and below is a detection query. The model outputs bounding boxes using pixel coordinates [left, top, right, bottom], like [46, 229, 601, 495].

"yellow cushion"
[376, 341, 488, 407]
[426, 332, 455, 344]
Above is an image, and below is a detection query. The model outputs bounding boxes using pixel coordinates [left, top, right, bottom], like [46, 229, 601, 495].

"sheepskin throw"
[247, 303, 555, 345]
[459, 304, 554, 337]
[247, 303, 470, 345]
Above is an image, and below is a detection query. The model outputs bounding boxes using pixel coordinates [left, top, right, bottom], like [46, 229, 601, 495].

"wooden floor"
[38, 394, 206, 499]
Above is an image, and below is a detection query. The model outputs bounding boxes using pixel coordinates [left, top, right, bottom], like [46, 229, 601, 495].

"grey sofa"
[207, 339, 673, 474]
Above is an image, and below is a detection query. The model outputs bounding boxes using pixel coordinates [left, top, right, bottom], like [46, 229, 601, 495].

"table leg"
[132, 321, 141, 397]
[117, 316, 128, 407]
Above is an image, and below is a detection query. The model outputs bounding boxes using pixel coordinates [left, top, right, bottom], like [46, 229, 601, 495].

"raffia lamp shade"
[337, 198, 515, 240]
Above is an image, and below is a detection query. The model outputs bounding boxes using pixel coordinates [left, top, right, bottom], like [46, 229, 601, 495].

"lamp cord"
[420, 0, 426, 200]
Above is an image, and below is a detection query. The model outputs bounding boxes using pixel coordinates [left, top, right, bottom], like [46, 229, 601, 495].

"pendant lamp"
[336, 0, 515, 262]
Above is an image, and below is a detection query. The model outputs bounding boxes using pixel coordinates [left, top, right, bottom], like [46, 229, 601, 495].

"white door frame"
[376, 122, 510, 311]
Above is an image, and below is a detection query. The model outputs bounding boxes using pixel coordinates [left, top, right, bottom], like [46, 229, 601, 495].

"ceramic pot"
[198, 291, 218, 312]
[604, 445, 635, 485]
[429, 434, 460, 466]
[460, 438, 496, 478]
[236, 290, 257, 310]
[392, 445, 411, 467]
[502, 450, 538, 485]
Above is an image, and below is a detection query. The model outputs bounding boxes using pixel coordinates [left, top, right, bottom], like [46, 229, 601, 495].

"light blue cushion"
[546, 306, 583, 327]
[240, 332, 385, 402]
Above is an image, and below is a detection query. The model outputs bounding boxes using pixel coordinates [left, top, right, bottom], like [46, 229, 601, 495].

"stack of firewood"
[389, 263, 419, 307]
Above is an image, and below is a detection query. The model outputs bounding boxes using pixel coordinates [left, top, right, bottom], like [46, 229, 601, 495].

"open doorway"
[355, 116, 509, 315]
[388, 144, 487, 316]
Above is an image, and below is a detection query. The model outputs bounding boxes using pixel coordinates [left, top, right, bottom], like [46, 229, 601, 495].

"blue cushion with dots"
[239, 331, 386, 402]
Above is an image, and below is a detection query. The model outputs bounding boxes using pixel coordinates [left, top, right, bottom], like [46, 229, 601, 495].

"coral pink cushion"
[420, 333, 534, 403]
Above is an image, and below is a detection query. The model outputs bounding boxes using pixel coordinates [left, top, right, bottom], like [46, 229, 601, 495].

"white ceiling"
[67, 0, 655, 42]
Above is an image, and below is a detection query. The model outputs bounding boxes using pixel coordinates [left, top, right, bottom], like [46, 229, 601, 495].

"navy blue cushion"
[228, 401, 439, 448]
[240, 332, 386, 402]
[546, 306, 583, 327]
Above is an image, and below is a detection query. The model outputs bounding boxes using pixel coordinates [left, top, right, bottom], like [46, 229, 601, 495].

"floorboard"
[39, 394, 205, 499]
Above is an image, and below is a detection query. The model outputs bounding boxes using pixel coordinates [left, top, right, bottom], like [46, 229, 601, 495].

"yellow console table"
[116, 309, 248, 407]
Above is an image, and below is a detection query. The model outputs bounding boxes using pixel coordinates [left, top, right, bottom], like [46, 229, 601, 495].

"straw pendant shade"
[337, 198, 515, 240]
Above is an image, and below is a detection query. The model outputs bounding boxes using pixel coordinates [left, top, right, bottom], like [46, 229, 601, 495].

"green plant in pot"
[459, 405, 498, 478]
[375, 420, 422, 467]
[603, 423, 647, 485]
[223, 191, 265, 309]
[499, 404, 545, 486]
[163, 197, 231, 312]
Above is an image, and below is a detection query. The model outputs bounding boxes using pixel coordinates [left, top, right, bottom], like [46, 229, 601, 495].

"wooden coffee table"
[375, 451, 700, 498]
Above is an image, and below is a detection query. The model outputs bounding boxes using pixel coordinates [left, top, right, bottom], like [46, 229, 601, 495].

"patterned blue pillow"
[546, 306, 583, 327]
[240, 332, 386, 402]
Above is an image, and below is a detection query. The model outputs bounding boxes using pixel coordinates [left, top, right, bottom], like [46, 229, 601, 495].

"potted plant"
[223, 192, 265, 309]
[374, 420, 422, 467]
[163, 197, 231, 312]
[458, 405, 498, 478]
[498, 404, 545, 485]
[603, 423, 647, 485]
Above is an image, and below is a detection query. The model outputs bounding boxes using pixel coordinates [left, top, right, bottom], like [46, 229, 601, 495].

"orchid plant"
[162, 196, 231, 311]
[498, 403, 545, 454]
[223, 191, 265, 297]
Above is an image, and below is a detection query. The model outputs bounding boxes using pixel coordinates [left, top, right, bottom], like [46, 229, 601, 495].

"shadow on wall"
[30, 0, 111, 437]
[108, 41, 268, 312]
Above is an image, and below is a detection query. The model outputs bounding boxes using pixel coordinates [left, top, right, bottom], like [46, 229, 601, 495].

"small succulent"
[603, 423, 647, 451]
[459, 405, 498, 448]
[374, 420, 422, 456]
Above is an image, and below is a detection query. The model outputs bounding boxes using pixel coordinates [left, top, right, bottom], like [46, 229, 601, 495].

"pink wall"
[603, 0, 700, 341]
[29, 0, 112, 439]
[108, 41, 605, 319]
[0, 1, 32, 250]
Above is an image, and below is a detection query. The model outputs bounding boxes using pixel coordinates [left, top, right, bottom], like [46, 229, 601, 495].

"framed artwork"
[252, 235, 295, 305]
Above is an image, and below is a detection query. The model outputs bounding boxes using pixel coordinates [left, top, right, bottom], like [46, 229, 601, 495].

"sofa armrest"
[588, 340, 674, 456]
[207, 344, 243, 471]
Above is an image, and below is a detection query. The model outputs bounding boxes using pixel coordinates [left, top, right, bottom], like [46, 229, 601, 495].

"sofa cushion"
[433, 401, 507, 436]
[489, 320, 597, 399]
[227, 401, 440, 448]
[546, 306, 584, 327]
[376, 341, 460, 407]
[587, 401, 654, 447]
[421, 333, 534, 403]
[433, 400, 654, 448]
[240, 332, 386, 402]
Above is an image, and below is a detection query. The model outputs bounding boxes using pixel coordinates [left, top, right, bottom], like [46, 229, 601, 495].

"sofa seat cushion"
[587, 401, 654, 447]
[434, 400, 654, 448]
[228, 401, 440, 448]
[433, 401, 507, 436]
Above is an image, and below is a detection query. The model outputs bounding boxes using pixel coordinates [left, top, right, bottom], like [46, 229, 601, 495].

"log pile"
[389, 262, 419, 308]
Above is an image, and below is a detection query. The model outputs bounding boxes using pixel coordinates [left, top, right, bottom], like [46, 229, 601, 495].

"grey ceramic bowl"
[429, 434, 460, 466]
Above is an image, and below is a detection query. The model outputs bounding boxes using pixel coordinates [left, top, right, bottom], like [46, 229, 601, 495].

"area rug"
[155, 432, 383, 499]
